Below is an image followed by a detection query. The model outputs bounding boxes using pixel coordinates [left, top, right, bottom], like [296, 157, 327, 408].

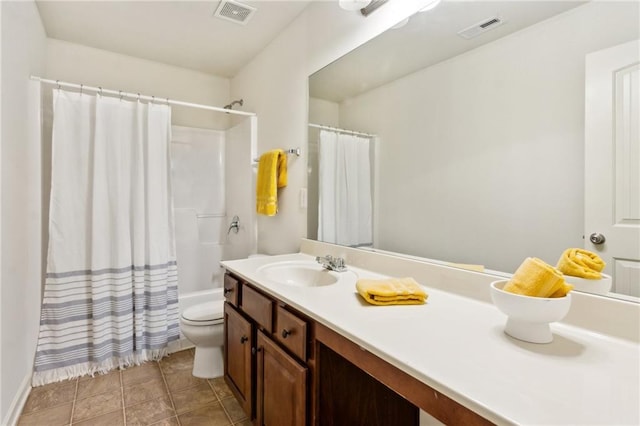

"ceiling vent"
[457, 16, 506, 39]
[213, 0, 256, 26]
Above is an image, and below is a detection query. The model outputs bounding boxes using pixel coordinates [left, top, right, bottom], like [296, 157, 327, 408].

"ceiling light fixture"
[339, 0, 371, 11]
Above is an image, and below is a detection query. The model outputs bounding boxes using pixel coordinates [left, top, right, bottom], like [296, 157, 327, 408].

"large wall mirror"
[308, 1, 640, 302]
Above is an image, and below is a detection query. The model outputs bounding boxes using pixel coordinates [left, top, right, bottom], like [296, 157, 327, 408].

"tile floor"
[18, 349, 250, 426]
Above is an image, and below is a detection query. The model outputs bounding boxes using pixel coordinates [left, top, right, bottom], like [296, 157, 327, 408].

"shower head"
[224, 99, 244, 110]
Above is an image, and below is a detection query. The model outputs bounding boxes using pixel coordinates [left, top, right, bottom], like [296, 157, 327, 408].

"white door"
[585, 40, 640, 298]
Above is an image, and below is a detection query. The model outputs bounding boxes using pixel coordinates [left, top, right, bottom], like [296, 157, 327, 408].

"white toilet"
[179, 299, 225, 378]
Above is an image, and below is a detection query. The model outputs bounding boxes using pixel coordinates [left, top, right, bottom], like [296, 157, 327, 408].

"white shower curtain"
[33, 90, 178, 386]
[318, 129, 373, 247]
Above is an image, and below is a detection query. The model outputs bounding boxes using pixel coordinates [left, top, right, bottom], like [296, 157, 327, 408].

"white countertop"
[221, 252, 640, 426]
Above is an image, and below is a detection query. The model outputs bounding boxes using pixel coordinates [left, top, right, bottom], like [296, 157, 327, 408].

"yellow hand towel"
[356, 277, 428, 306]
[256, 149, 288, 216]
[556, 248, 605, 279]
[503, 257, 572, 298]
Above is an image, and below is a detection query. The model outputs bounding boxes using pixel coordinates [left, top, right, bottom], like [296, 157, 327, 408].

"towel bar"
[253, 147, 300, 163]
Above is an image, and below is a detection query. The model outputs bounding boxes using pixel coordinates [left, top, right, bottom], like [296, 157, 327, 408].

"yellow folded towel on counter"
[556, 248, 605, 279]
[256, 149, 288, 216]
[503, 257, 573, 298]
[356, 277, 428, 306]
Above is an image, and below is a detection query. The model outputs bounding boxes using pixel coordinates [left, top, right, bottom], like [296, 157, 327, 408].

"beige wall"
[45, 38, 231, 130]
[1, 1, 47, 423]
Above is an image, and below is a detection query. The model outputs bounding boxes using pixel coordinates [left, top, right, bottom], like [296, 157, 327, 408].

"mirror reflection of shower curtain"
[318, 129, 372, 247]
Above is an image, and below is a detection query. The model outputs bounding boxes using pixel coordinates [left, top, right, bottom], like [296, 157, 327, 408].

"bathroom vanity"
[221, 240, 640, 425]
[222, 272, 474, 425]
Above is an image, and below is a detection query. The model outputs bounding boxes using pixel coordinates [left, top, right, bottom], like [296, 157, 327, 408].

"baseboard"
[2, 373, 32, 426]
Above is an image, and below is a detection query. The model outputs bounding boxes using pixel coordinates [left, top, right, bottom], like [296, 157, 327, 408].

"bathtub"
[171, 287, 224, 353]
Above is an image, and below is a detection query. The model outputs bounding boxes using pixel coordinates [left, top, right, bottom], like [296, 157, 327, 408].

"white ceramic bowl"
[490, 280, 572, 344]
[563, 273, 612, 296]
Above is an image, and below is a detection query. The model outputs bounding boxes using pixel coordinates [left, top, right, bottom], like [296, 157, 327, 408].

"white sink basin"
[257, 261, 340, 287]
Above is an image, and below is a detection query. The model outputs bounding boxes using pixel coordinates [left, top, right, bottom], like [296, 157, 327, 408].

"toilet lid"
[182, 300, 224, 322]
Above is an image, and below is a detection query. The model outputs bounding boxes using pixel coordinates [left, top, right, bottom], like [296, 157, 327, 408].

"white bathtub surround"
[224, 116, 258, 259]
[33, 91, 179, 386]
[174, 209, 225, 299]
[221, 240, 640, 425]
[171, 126, 225, 214]
[172, 121, 256, 304]
[171, 126, 226, 300]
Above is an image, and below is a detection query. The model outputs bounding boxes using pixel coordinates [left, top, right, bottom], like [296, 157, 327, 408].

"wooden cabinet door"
[224, 303, 253, 417]
[256, 331, 307, 426]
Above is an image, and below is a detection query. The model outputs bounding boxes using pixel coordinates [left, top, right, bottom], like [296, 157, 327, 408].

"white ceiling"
[36, 0, 313, 78]
[310, 1, 587, 102]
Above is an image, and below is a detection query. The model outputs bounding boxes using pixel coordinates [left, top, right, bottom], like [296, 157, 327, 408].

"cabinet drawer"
[275, 306, 308, 361]
[224, 274, 240, 307]
[242, 285, 273, 332]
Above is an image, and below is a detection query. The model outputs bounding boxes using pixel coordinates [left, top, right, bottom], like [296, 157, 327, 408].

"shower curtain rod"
[308, 123, 376, 138]
[30, 76, 256, 117]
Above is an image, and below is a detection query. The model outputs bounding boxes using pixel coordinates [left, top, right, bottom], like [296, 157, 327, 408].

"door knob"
[589, 233, 606, 245]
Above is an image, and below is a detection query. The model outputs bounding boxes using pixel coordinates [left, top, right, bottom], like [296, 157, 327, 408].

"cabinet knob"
[251, 347, 262, 355]
[240, 336, 248, 344]
[224, 287, 233, 295]
[281, 329, 291, 339]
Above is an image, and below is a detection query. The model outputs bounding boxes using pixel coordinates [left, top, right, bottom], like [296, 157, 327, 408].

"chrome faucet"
[316, 255, 347, 272]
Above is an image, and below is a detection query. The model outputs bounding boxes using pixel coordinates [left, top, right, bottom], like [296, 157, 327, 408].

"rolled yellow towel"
[356, 277, 428, 306]
[503, 257, 572, 298]
[556, 248, 605, 279]
[549, 281, 575, 298]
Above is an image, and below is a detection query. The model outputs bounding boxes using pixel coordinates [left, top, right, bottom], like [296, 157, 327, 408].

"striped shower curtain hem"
[31, 348, 174, 387]
[32, 259, 179, 386]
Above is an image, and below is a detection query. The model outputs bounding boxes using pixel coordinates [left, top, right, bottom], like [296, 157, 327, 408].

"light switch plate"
[300, 188, 307, 209]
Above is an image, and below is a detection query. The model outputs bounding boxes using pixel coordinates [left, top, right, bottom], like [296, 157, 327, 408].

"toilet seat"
[181, 301, 224, 326]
